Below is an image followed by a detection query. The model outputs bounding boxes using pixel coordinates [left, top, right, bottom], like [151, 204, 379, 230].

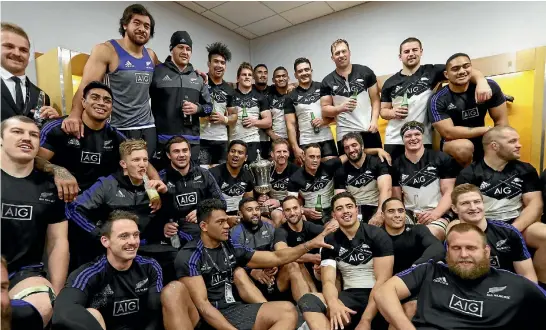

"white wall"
[250, 1, 546, 80]
[1, 1, 250, 79]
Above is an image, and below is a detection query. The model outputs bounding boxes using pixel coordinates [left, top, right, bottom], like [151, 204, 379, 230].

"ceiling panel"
[211, 2, 276, 26]
[280, 1, 334, 25]
[194, 1, 226, 9]
[177, 1, 207, 13]
[243, 15, 292, 36]
[201, 10, 239, 30]
[233, 27, 258, 39]
[174, 1, 369, 40]
[326, 1, 365, 11]
[261, 1, 310, 13]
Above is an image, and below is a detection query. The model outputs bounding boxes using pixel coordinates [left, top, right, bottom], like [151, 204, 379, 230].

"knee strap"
[12, 285, 56, 305]
[297, 293, 326, 314]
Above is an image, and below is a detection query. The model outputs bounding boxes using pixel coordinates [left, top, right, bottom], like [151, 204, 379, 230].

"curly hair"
[207, 42, 232, 62]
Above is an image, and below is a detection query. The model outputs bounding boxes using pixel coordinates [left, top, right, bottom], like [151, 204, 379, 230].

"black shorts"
[246, 142, 260, 163]
[199, 302, 263, 330]
[301, 139, 338, 158]
[359, 205, 378, 223]
[200, 139, 228, 165]
[138, 244, 179, 285]
[384, 144, 432, 161]
[337, 131, 382, 156]
[122, 126, 157, 157]
[260, 141, 272, 159]
[8, 264, 46, 290]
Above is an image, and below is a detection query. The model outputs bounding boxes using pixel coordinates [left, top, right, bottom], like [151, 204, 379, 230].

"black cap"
[170, 31, 192, 51]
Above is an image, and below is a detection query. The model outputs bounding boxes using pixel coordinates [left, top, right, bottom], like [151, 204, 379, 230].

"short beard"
[127, 30, 148, 46]
[348, 150, 363, 162]
[255, 81, 267, 87]
[171, 160, 189, 171]
[288, 214, 303, 225]
[2, 304, 12, 330]
[447, 255, 490, 280]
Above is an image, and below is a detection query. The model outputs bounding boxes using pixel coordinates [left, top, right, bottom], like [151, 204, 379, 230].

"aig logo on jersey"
[113, 298, 139, 316]
[2, 204, 32, 220]
[176, 192, 197, 207]
[462, 107, 479, 120]
[448, 294, 483, 317]
[81, 151, 101, 164]
[135, 72, 151, 84]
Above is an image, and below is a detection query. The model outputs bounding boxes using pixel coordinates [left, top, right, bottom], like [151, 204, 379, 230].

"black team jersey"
[209, 163, 254, 214]
[397, 261, 546, 329]
[321, 222, 393, 290]
[427, 80, 506, 158]
[483, 220, 531, 273]
[390, 149, 461, 213]
[40, 118, 127, 191]
[387, 224, 445, 274]
[380, 64, 445, 146]
[268, 87, 288, 139]
[320, 64, 377, 141]
[159, 164, 225, 240]
[456, 159, 541, 222]
[270, 162, 300, 201]
[201, 78, 235, 143]
[53, 255, 163, 330]
[1, 170, 65, 274]
[230, 220, 276, 252]
[175, 239, 255, 307]
[284, 81, 334, 145]
[273, 220, 323, 249]
[230, 88, 269, 143]
[287, 158, 342, 212]
[334, 155, 390, 208]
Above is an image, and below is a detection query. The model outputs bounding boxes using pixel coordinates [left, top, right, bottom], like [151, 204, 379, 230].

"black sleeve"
[370, 226, 394, 257]
[52, 288, 103, 330]
[144, 259, 163, 330]
[65, 178, 108, 237]
[112, 127, 127, 144]
[323, 157, 343, 175]
[334, 166, 347, 190]
[284, 95, 296, 115]
[505, 223, 532, 261]
[174, 249, 200, 279]
[455, 167, 475, 186]
[320, 78, 332, 97]
[375, 156, 391, 177]
[205, 169, 227, 208]
[307, 222, 325, 238]
[438, 152, 461, 179]
[273, 227, 289, 246]
[226, 91, 235, 108]
[389, 162, 401, 187]
[320, 235, 338, 262]
[363, 66, 378, 88]
[396, 262, 431, 296]
[198, 77, 214, 118]
[427, 90, 451, 123]
[229, 241, 256, 267]
[49, 198, 67, 225]
[486, 79, 506, 108]
[259, 95, 269, 112]
[380, 80, 393, 103]
[431, 64, 446, 86]
[45, 92, 51, 106]
[39, 121, 63, 151]
[414, 225, 446, 265]
[520, 163, 541, 194]
[243, 170, 255, 193]
[286, 172, 303, 194]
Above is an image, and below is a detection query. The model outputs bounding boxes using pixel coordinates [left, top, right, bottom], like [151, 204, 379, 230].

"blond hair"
[451, 183, 482, 206]
[330, 39, 349, 55]
[1, 22, 30, 46]
[119, 139, 147, 159]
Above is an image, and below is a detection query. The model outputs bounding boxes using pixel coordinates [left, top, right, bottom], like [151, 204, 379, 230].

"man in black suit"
[1, 22, 58, 121]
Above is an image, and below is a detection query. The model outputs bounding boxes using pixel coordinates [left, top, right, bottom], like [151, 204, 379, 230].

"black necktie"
[11, 76, 24, 112]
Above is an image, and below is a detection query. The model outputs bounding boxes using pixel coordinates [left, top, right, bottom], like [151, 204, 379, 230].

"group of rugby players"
[2, 3, 546, 330]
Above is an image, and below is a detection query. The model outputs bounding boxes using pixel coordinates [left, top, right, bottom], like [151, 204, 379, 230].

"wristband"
[304, 242, 311, 252]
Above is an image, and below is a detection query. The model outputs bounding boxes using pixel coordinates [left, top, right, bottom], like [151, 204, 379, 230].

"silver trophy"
[249, 150, 274, 216]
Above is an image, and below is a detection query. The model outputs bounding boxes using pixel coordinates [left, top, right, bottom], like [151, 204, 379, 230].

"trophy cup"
[249, 150, 274, 217]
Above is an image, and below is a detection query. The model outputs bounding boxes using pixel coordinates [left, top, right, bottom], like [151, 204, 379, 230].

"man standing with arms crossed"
[380, 38, 493, 160]
[200, 42, 237, 168]
[321, 39, 383, 155]
[62, 4, 160, 157]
